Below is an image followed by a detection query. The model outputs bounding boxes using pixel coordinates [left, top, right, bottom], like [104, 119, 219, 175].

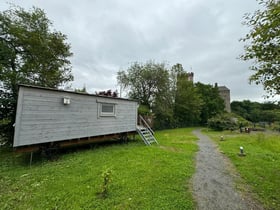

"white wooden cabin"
[13, 85, 138, 151]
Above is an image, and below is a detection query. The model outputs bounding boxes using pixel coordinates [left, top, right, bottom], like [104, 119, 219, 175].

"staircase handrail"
[139, 115, 154, 135]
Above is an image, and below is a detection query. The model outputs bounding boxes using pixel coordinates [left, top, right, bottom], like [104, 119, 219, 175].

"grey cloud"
[1, 0, 278, 102]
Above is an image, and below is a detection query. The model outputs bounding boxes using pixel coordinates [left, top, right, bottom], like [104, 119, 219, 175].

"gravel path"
[192, 129, 263, 210]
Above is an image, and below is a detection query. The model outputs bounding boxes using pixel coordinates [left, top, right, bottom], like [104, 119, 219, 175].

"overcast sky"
[1, 0, 277, 102]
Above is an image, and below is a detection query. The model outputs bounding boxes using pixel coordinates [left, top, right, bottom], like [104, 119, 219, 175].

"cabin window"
[100, 103, 115, 117]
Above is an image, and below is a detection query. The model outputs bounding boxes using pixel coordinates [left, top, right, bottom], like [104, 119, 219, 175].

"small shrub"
[98, 168, 112, 198]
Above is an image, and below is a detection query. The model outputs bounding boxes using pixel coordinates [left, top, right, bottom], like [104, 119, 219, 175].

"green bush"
[207, 113, 238, 131]
[0, 118, 12, 146]
[138, 105, 151, 116]
[272, 121, 280, 132]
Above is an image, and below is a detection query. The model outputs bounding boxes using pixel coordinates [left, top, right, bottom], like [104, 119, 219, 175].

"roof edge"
[18, 84, 138, 102]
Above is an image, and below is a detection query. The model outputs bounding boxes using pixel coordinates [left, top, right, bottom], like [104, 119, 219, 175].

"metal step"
[136, 126, 158, 146]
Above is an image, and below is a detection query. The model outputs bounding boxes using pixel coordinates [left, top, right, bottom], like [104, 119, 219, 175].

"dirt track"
[192, 129, 263, 210]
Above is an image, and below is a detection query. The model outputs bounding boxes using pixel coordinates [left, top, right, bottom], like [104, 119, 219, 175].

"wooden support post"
[29, 152, 33, 167]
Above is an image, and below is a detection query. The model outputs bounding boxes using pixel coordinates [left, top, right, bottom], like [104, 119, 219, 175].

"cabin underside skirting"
[14, 131, 136, 153]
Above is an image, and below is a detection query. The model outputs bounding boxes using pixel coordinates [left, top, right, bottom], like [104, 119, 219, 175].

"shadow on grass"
[1, 137, 142, 168]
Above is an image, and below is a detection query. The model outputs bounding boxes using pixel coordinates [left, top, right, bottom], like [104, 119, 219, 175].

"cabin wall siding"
[13, 86, 138, 147]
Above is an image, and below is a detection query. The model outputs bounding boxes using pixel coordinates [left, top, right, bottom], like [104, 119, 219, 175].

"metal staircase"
[136, 115, 158, 145]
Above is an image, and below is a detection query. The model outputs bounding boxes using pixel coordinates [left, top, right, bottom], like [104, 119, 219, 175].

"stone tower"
[216, 83, 231, 112]
[187, 72, 194, 82]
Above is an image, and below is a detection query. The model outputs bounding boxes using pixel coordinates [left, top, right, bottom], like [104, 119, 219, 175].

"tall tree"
[231, 100, 263, 122]
[153, 90, 175, 129]
[153, 63, 186, 129]
[153, 68, 176, 129]
[240, 0, 280, 97]
[117, 61, 169, 108]
[174, 73, 203, 127]
[195, 82, 225, 124]
[0, 6, 73, 145]
[170, 63, 185, 90]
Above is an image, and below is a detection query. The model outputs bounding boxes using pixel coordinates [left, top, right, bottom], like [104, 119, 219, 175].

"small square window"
[100, 103, 115, 116]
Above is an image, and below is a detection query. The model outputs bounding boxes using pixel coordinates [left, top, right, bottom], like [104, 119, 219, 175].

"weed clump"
[97, 168, 112, 199]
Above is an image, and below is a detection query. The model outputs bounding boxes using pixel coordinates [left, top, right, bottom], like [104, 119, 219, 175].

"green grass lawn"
[0, 128, 198, 210]
[203, 129, 280, 210]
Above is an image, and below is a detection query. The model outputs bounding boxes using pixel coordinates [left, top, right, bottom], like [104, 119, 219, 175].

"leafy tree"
[0, 6, 73, 145]
[249, 108, 261, 123]
[195, 82, 225, 124]
[153, 63, 185, 129]
[262, 110, 280, 123]
[174, 73, 203, 127]
[118, 61, 173, 129]
[231, 100, 261, 121]
[231, 100, 280, 123]
[261, 101, 280, 110]
[153, 82, 175, 129]
[117, 61, 169, 108]
[169, 63, 185, 94]
[240, 0, 280, 96]
[118, 61, 228, 129]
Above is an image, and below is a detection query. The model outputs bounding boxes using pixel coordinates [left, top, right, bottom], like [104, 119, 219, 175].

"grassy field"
[203, 129, 280, 210]
[0, 128, 198, 210]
